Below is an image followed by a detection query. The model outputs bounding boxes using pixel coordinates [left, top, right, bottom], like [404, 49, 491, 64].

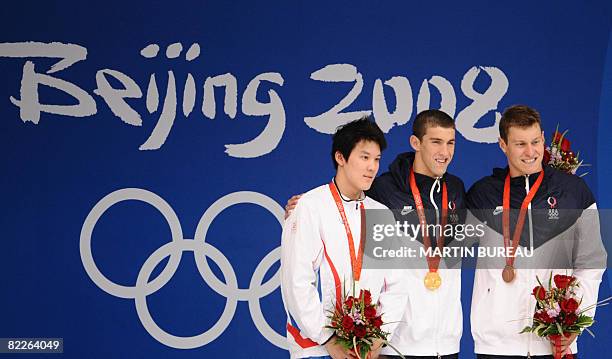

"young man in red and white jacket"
[281, 118, 408, 359]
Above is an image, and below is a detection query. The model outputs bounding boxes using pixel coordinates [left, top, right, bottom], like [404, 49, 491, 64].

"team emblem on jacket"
[448, 200, 459, 224]
[547, 196, 559, 220]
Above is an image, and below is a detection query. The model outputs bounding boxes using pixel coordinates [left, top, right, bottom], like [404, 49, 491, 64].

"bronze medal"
[502, 264, 515, 283]
[501, 171, 544, 285]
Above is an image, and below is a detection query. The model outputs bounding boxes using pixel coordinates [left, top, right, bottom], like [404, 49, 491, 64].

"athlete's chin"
[432, 168, 447, 178]
[361, 178, 374, 191]
[519, 164, 542, 175]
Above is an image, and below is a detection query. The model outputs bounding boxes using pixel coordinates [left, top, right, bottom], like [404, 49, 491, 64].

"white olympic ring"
[80, 188, 287, 349]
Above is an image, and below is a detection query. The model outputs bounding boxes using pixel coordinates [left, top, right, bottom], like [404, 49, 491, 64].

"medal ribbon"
[409, 168, 447, 273]
[502, 170, 544, 267]
[328, 181, 365, 282]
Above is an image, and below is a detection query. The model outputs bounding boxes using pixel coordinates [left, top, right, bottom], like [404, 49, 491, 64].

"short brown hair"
[412, 109, 454, 140]
[499, 105, 542, 142]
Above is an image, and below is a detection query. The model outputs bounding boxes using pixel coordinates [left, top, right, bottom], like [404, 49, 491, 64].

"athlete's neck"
[508, 164, 543, 178]
[334, 171, 362, 200]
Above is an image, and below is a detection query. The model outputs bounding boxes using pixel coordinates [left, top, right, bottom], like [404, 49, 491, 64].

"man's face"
[336, 140, 381, 191]
[499, 124, 544, 176]
[411, 126, 455, 178]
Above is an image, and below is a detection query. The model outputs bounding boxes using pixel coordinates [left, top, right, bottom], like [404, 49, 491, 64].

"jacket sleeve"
[572, 202, 607, 317]
[376, 268, 409, 337]
[280, 199, 334, 344]
[460, 209, 484, 250]
[369, 204, 409, 337]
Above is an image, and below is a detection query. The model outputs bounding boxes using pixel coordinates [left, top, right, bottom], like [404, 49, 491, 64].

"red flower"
[532, 286, 546, 300]
[354, 325, 366, 338]
[554, 274, 575, 289]
[553, 131, 571, 152]
[543, 149, 551, 165]
[364, 306, 377, 319]
[560, 138, 571, 153]
[341, 315, 354, 332]
[359, 289, 372, 306]
[534, 310, 554, 324]
[560, 298, 579, 313]
[564, 313, 578, 326]
[372, 316, 383, 328]
[344, 296, 355, 309]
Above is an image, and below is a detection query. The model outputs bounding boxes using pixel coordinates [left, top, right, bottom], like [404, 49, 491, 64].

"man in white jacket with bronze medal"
[466, 105, 607, 358]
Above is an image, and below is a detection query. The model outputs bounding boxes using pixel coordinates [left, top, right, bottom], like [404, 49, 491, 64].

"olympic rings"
[80, 188, 287, 349]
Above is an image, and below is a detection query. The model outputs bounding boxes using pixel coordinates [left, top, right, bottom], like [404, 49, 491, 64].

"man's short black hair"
[412, 109, 455, 140]
[331, 117, 387, 169]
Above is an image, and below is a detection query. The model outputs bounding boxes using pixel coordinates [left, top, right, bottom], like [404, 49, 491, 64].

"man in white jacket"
[281, 118, 409, 359]
[466, 105, 607, 358]
[370, 110, 465, 359]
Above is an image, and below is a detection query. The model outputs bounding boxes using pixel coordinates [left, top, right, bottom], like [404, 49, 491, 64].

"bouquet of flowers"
[520, 273, 611, 359]
[326, 285, 403, 359]
[543, 125, 588, 176]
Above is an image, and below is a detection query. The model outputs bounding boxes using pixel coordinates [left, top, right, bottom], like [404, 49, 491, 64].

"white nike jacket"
[467, 168, 607, 356]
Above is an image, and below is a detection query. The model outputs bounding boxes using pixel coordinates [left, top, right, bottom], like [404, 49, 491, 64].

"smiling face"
[410, 125, 455, 178]
[499, 124, 544, 177]
[335, 140, 381, 197]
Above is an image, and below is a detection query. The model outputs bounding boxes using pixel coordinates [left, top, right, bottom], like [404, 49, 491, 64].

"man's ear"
[334, 151, 346, 167]
[498, 137, 507, 154]
[410, 135, 421, 152]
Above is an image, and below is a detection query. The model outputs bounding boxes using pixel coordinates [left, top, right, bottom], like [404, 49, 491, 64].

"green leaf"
[552, 124, 560, 145]
[548, 272, 553, 290]
[555, 322, 564, 336]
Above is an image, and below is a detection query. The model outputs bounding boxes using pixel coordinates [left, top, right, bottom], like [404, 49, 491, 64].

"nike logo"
[401, 205, 414, 215]
[493, 206, 503, 216]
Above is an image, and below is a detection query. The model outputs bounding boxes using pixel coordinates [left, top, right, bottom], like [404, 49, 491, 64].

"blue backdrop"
[1, 1, 611, 358]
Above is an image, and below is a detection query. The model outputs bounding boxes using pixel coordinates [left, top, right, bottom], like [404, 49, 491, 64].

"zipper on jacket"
[430, 177, 441, 357]
[524, 174, 533, 356]
[435, 291, 440, 357]
[525, 175, 534, 249]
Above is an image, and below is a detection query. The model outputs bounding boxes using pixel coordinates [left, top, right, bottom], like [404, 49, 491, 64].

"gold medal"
[424, 271, 442, 290]
[410, 168, 448, 291]
[502, 264, 515, 283]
